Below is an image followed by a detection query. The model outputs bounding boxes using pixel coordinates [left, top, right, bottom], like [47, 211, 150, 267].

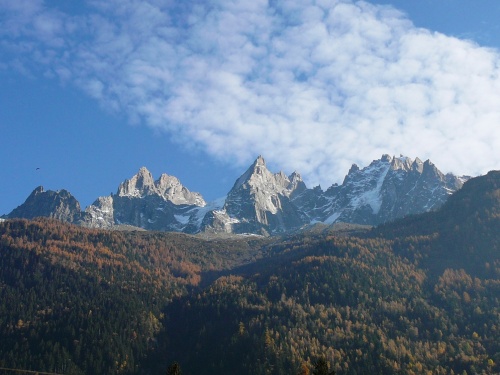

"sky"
[1, 0, 500, 215]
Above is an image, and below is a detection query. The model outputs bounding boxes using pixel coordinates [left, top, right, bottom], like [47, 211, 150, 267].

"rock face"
[82, 196, 115, 229]
[200, 156, 306, 235]
[5, 155, 469, 235]
[293, 155, 465, 227]
[200, 154, 466, 234]
[82, 167, 205, 232]
[117, 167, 205, 206]
[5, 186, 83, 223]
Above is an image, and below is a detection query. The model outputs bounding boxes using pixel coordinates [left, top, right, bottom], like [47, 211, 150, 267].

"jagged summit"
[229, 156, 306, 198]
[300, 154, 467, 226]
[5, 154, 471, 236]
[118, 167, 155, 197]
[80, 167, 207, 230]
[117, 167, 205, 206]
[32, 185, 45, 195]
[5, 186, 82, 223]
[201, 153, 464, 234]
[390, 155, 413, 171]
[205, 155, 307, 235]
[232, 155, 269, 190]
[255, 155, 266, 166]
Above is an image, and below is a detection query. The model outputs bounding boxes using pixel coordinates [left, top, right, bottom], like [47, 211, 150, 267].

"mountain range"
[4, 154, 468, 235]
[0, 169, 498, 374]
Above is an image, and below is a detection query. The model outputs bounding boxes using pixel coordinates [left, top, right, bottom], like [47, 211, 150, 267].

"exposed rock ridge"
[5, 155, 469, 236]
[81, 167, 206, 231]
[5, 186, 83, 223]
[118, 167, 205, 206]
[203, 156, 306, 234]
[294, 154, 466, 226]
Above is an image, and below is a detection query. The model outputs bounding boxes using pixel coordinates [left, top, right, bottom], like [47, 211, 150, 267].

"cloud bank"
[1, 0, 500, 187]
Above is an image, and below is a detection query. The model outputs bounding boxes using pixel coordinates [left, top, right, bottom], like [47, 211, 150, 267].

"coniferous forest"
[0, 171, 499, 374]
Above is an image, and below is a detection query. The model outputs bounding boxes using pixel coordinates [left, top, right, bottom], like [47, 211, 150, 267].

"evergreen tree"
[166, 361, 182, 375]
[297, 362, 310, 375]
[312, 357, 335, 375]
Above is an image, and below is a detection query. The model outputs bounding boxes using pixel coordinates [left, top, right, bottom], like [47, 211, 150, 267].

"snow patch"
[214, 210, 240, 224]
[192, 196, 227, 226]
[174, 214, 190, 224]
[324, 212, 341, 224]
[121, 190, 144, 198]
[348, 162, 390, 214]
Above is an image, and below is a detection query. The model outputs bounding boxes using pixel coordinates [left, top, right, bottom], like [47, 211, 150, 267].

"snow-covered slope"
[293, 155, 465, 226]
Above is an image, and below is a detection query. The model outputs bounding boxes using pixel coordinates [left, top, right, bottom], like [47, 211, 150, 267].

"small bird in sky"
[36, 167, 40, 170]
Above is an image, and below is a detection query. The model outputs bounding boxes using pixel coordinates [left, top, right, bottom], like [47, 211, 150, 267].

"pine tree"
[166, 361, 182, 375]
[312, 356, 335, 375]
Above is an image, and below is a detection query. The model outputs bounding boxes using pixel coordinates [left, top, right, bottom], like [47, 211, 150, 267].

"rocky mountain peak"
[230, 156, 306, 198]
[412, 157, 424, 173]
[7, 186, 82, 223]
[289, 171, 302, 181]
[115, 167, 205, 206]
[255, 155, 266, 167]
[156, 173, 179, 188]
[6, 154, 471, 236]
[118, 167, 155, 197]
[32, 186, 45, 195]
[343, 163, 363, 184]
[347, 163, 360, 175]
[156, 173, 206, 206]
[287, 172, 307, 198]
[232, 156, 271, 190]
[421, 159, 443, 178]
[390, 155, 413, 171]
[219, 157, 309, 233]
[250, 156, 272, 181]
[381, 154, 392, 162]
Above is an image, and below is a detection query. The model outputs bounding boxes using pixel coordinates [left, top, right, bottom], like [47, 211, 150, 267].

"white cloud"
[1, 0, 500, 188]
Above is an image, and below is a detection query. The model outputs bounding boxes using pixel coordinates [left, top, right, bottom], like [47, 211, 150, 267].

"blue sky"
[1, 0, 500, 215]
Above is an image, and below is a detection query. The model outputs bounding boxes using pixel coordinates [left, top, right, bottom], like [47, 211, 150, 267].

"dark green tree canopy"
[312, 356, 335, 375]
[167, 361, 182, 375]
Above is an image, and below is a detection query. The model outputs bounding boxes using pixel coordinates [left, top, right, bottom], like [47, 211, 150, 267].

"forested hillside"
[150, 172, 500, 374]
[0, 171, 498, 374]
[0, 219, 268, 374]
[373, 170, 500, 278]
[153, 234, 499, 374]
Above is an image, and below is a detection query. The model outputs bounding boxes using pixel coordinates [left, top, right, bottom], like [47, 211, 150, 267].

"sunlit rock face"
[207, 156, 306, 235]
[294, 155, 466, 227]
[83, 167, 206, 232]
[7, 155, 466, 235]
